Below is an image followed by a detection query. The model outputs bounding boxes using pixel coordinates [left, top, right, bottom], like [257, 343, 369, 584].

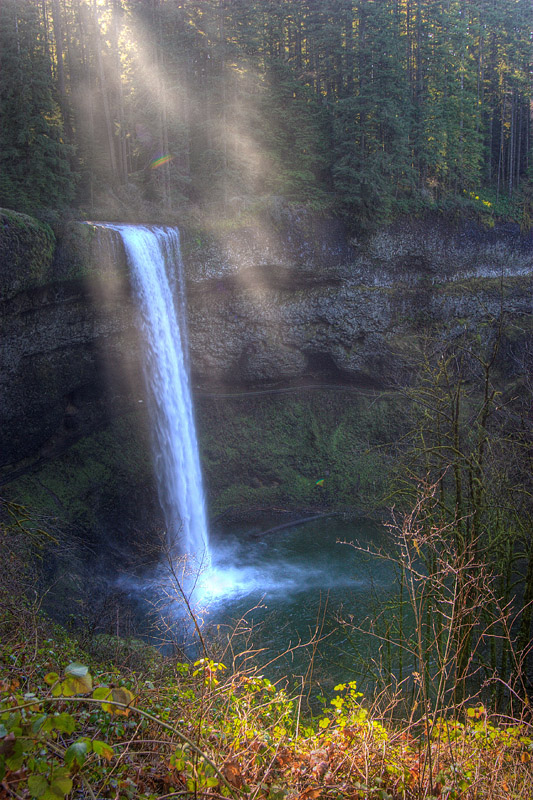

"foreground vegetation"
[2, 643, 533, 800]
[2, 496, 533, 800]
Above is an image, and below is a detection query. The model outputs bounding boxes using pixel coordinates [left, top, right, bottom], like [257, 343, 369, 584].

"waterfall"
[104, 224, 210, 571]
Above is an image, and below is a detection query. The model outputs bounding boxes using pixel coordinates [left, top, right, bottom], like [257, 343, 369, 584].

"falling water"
[105, 224, 210, 570]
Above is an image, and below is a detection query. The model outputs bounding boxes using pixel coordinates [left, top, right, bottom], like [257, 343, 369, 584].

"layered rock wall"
[1, 206, 532, 483]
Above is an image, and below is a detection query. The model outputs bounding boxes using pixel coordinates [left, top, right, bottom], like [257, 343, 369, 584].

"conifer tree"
[0, 0, 75, 214]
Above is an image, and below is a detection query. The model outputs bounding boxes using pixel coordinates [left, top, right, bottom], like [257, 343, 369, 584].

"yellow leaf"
[61, 673, 93, 696]
[97, 686, 134, 716]
[111, 687, 134, 715]
[93, 739, 114, 761]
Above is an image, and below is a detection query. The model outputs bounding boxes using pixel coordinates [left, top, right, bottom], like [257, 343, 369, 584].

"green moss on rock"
[52, 221, 99, 281]
[197, 389, 404, 519]
[6, 412, 155, 550]
[0, 208, 55, 300]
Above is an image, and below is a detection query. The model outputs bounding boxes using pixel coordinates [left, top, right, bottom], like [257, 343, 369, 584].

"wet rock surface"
[1, 209, 532, 479]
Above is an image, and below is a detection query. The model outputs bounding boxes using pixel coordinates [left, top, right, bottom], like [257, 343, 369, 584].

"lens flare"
[150, 154, 174, 169]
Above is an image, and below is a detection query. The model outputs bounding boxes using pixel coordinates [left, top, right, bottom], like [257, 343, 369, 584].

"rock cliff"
[1, 205, 531, 504]
[183, 211, 532, 389]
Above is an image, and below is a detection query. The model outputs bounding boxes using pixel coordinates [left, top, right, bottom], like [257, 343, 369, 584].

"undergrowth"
[1, 498, 532, 800]
[2, 634, 533, 800]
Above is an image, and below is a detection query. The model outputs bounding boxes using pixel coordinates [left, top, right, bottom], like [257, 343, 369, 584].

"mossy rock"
[52, 221, 98, 282]
[4, 412, 157, 556]
[0, 208, 56, 301]
[197, 390, 403, 518]
[53, 221, 128, 282]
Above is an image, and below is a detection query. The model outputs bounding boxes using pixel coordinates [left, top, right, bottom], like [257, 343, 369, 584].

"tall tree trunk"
[344, 1, 354, 97]
[52, 0, 73, 143]
[219, 0, 228, 211]
[93, 2, 118, 183]
[111, 0, 128, 183]
[152, 0, 171, 208]
[41, 0, 53, 79]
[497, 94, 505, 198]
[508, 90, 515, 196]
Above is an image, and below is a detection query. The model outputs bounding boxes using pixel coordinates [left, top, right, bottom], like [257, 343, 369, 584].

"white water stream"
[108, 224, 210, 571]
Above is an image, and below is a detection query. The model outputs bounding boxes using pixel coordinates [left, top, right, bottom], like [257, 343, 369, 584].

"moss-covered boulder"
[0, 208, 56, 301]
[52, 220, 127, 283]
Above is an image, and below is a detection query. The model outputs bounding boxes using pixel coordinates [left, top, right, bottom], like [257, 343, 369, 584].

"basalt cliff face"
[1, 206, 532, 508]
[1, 213, 136, 470]
[184, 215, 532, 389]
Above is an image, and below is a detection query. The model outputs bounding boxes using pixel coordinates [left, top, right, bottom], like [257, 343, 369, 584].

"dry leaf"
[298, 788, 322, 800]
[311, 761, 328, 780]
[222, 760, 244, 788]
[309, 749, 328, 768]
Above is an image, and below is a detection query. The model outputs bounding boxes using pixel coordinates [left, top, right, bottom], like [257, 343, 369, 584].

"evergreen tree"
[332, 0, 414, 225]
[258, 58, 331, 204]
[0, 0, 530, 221]
[421, 0, 483, 198]
[0, 0, 75, 214]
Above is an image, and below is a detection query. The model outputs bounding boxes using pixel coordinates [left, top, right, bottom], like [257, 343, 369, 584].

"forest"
[1, 0, 532, 228]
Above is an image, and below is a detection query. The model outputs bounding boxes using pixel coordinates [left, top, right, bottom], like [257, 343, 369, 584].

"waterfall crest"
[100, 224, 210, 569]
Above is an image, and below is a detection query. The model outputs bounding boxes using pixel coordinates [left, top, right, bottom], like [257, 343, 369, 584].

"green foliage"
[257, 61, 332, 205]
[0, 660, 119, 799]
[8, 412, 153, 536]
[0, 208, 55, 300]
[0, 0, 531, 223]
[1, 556, 533, 800]
[45, 663, 93, 698]
[0, 0, 75, 215]
[198, 391, 399, 518]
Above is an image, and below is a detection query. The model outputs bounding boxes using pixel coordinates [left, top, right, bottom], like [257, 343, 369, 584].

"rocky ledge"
[1, 205, 532, 475]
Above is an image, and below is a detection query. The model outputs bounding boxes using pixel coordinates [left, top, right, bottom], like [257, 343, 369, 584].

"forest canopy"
[0, 0, 532, 229]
